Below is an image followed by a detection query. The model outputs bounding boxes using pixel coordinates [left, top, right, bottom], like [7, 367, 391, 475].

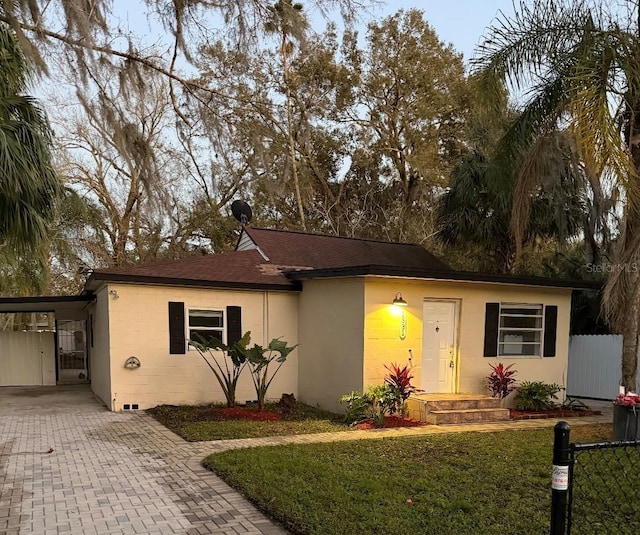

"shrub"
[340, 384, 402, 427]
[486, 362, 518, 399]
[514, 381, 563, 411]
[340, 391, 372, 425]
[367, 384, 400, 426]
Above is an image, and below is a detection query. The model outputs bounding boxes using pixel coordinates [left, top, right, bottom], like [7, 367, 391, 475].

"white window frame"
[187, 308, 224, 348]
[498, 303, 543, 357]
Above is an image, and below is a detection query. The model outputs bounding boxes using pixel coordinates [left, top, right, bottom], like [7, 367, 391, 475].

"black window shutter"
[543, 305, 558, 357]
[483, 303, 500, 357]
[227, 306, 242, 345]
[168, 301, 186, 354]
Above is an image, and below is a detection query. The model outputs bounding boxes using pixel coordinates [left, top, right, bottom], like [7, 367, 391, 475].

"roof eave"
[85, 272, 300, 292]
[283, 265, 600, 290]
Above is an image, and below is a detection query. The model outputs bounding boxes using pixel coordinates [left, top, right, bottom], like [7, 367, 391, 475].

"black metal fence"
[550, 422, 640, 534]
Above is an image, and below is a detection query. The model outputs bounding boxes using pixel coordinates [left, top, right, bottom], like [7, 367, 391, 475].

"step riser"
[415, 399, 502, 411]
[406, 396, 509, 425]
[426, 409, 511, 425]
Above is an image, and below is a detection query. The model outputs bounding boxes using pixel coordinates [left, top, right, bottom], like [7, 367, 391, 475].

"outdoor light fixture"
[392, 292, 407, 306]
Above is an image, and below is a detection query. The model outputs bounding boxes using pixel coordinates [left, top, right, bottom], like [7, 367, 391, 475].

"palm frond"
[473, 0, 596, 96]
[0, 24, 62, 253]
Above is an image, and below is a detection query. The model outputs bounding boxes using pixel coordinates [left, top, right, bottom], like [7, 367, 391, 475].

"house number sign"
[399, 310, 407, 340]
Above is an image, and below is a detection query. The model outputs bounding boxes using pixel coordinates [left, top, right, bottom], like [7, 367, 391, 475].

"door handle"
[449, 360, 455, 368]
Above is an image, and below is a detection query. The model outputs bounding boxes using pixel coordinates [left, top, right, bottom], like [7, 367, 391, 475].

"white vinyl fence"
[0, 331, 55, 386]
[567, 334, 640, 399]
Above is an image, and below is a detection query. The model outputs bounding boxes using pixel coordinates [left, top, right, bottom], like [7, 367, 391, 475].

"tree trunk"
[281, 30, 306, 231]
[621, 272, 640, 391]
[619, 40, 640, 391]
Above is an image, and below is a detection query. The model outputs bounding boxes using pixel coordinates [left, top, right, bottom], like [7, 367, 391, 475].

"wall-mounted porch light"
[392, 292, 407, 306]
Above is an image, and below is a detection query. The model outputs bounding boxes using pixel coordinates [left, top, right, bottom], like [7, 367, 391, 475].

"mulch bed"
[354, 415, 429, 430]
[219, 407, 282, 421]
[509, 408, 602, 420]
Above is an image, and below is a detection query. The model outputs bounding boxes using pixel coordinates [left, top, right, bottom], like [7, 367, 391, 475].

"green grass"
[147, 402, 348, 441]
[203, 424, 626, 535]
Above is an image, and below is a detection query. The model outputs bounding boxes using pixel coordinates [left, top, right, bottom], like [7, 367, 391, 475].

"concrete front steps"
[406, 394, 510, 425]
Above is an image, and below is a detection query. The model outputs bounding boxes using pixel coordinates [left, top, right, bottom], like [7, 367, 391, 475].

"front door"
[422, 300, 458, 393]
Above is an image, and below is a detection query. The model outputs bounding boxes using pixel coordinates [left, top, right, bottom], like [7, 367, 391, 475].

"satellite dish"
[231, 200, 253, 225]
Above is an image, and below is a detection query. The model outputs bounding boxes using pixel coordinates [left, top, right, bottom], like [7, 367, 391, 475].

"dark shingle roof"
[83, 227, 589, 291]
[86, 227, 451, 291]
[86, 250, 295, 290]
[241, 227, 451, 271]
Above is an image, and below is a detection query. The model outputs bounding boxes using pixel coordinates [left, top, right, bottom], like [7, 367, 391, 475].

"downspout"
[106, 285, 116, 411]
[263, 291, 270, 345]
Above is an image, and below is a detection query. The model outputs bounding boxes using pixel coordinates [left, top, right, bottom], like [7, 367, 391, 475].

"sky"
[112, 0, 519, 66]
[358, 0, 517, 62]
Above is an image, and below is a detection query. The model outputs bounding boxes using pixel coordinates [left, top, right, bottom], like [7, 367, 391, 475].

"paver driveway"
[0, 385, 288, 535]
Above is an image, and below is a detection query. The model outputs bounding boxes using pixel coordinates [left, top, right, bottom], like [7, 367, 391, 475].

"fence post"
[550, 421, 571, 535]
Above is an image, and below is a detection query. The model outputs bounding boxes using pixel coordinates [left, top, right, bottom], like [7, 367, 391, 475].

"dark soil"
[509, 408, 602, 420]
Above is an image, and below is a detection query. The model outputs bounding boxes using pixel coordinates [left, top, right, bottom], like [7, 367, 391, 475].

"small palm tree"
[438, 116, 589, 274]
[474, 0, 640, 390]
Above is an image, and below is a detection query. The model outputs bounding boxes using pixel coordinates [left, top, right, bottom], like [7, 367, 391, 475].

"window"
[188, 309, 223, 346]
[484, 302, 557, 358]
[498, 303, 543, 357]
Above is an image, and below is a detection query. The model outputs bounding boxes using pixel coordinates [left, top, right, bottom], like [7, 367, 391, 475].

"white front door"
[422, 300, 458, 393]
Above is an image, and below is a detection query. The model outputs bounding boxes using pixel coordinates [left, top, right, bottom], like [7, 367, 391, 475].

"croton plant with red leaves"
[384, 363, 420, 401]
[486, 362, 518, 399]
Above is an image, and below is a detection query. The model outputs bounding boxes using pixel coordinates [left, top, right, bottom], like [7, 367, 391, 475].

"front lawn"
[204, 424, 618, 535]
[147, 402, 348, 440]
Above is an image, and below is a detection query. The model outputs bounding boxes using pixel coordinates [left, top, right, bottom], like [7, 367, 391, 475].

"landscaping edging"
[509, 409, 602, 420]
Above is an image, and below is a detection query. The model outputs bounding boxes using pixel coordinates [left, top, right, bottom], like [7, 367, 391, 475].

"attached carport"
[0, 295, 95, 386]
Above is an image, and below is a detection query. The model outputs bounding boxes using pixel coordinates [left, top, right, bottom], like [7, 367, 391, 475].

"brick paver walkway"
[0, 386, 613, 534]
[0, 386, 287, 535]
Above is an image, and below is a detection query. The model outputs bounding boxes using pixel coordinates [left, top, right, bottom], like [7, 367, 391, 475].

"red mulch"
[509, 408, 602, 420]
[354, 415, 429, 430]
[219, 407, 282, 421]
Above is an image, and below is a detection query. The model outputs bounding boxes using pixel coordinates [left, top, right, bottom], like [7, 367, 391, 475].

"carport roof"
[0, 295, 94, 313]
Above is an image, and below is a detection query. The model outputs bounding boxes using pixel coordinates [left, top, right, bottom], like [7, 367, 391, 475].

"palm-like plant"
[438, 130, 589, 274]
[0, 23, 61, 255]
[189, 331, 252, 408]
[438, 149, 515, 273]
[474, 0, 640, 390]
